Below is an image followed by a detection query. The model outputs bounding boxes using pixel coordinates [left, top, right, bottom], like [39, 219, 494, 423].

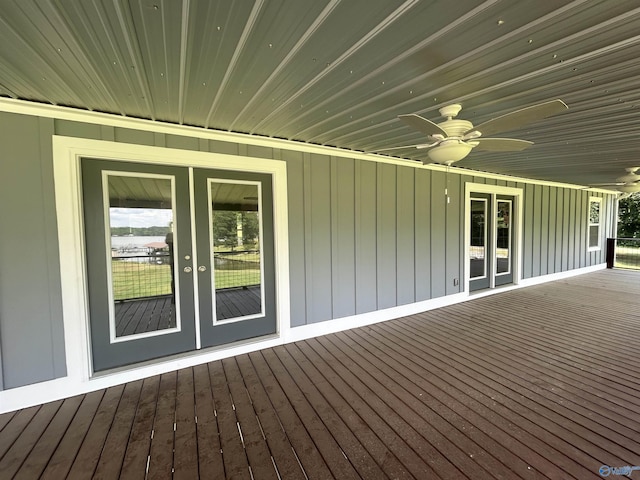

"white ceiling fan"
[375, 99, 568, 165]
[590, 167, 640, 193]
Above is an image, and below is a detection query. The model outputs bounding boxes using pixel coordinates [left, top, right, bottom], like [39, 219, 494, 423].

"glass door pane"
[470, 199, 487, 279]
[209, 180, 264, 321]
[496, 200, 512, 275]
[106, 173, 178, 339]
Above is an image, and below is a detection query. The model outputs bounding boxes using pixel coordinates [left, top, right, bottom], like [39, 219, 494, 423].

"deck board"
[65, 385, 126, 479]
[191, 364, 226, 479]
[2, 269, 640, 479]
[118, 376, 159, 479]
[146, 373, 177, 480]
[39, 390, 104, 480]
[92, 380, 143, 478]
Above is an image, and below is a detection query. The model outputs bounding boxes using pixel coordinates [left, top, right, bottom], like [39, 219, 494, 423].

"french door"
[82, 158, 276, 371]
[469, 193, 515, 292]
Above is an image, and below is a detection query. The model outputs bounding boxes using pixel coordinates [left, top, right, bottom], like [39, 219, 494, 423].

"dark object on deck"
[606, 237, 615, 268]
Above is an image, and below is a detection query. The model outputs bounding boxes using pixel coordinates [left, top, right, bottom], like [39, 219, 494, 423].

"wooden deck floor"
[2, 269, 640, 479]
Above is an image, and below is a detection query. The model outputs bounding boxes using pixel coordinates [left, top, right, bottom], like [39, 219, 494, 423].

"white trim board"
[0, 261, 606, 413]
[0, 97, 613, 193]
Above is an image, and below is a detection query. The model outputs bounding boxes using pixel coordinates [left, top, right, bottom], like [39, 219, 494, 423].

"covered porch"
[1, 269, 639, 479]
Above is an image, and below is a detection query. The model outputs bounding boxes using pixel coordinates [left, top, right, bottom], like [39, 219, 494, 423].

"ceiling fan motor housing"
[436, 119, 474, 138]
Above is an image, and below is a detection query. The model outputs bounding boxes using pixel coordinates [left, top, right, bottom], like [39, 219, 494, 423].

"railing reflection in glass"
[107, 173, 177, 338]
[209, 180, 263, 321]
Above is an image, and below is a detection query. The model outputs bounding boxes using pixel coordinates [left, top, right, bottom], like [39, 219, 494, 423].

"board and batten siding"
[519, 184, 612, 280]
[0, 111, 617, 390]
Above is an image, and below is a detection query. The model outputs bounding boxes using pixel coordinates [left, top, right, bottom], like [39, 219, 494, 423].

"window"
[588, 197, 602, 251]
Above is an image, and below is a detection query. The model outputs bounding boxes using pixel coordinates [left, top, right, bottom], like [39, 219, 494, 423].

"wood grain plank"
[173, 368, 199, 480]
[338, 329, 522, 480]
[222, 357, 278, 480]
[277, 343, 393, 479]
[0, 411, 17, 433]
[40, 390, 105, 480]
[291, 340, 427, 480]
[261, 347, 362, 480]
[92, 380, 144, 479]
[0, 406, 40, 460]
[146, 372, 178, 480]
[192, 364, 226, 479]
[247, 350, 335, 479]
[119, 375, 160, 479]
[0, 402, 62, 478]
[234, 354, 306, 480]
[13, 395, 84, 479]
[208, 360, 251, 480]
[66, 384, 126, 478]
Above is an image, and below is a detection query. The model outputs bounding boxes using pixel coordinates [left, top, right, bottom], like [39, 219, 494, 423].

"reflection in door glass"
[470, 199, 487, 279]
[496, 200, 511, 274]
[210, 181, 263, 321]
[107, 174, 177, 338]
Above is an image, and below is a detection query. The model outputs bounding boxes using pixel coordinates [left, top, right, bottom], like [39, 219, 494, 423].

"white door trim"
[464, 183, 523, 294]
[51, 135, 290, 388]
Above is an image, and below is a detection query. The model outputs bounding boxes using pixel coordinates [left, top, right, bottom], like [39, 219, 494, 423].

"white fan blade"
[398, 114, 448, 137]
[464, 99, 568, 137]
[472, 138, 533, 152]
[373, 143, 435, 152]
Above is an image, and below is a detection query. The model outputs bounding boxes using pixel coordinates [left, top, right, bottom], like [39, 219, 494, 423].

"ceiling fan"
[375, 99, 568, 165]
[590, 167, 640, 193]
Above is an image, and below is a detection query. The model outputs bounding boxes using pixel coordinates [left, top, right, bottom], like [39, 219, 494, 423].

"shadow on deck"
[1, 269, 640, 478]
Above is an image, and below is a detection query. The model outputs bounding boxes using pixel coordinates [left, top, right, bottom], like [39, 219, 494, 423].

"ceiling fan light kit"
[380, 99, 569, 165]
[427, 141, 474, 165]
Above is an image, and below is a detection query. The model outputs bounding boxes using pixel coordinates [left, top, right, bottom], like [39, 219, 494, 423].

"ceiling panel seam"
[282, 0, 582, 138]
[294, 2, 639, 143]
[113, 0, 155, 119]
[178, 0, 190, 124]
[273, 0, 501, 135]
[204, 0, 265, 129]
[45, 2, 122, 112]
[317, 32, 640, 147]
[229, 0, 343, 131]
[249, 0, 421, 134]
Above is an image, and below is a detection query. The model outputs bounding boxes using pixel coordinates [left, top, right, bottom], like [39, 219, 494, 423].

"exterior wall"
[0, 110, 617, 390]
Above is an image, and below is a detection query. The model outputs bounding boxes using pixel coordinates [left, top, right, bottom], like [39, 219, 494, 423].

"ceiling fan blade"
[472, 138, 533, 152]
[464, 99, 568, 137]
[398, 114, 448, 137]
[373, 143, 435, 152]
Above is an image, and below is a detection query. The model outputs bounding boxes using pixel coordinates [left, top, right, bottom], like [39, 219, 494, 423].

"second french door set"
[467, 185, 521, 292]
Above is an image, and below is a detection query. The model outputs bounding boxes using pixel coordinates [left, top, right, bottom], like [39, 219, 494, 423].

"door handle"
[183, 266, 192, 273]
[198, 265, 207, 272]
